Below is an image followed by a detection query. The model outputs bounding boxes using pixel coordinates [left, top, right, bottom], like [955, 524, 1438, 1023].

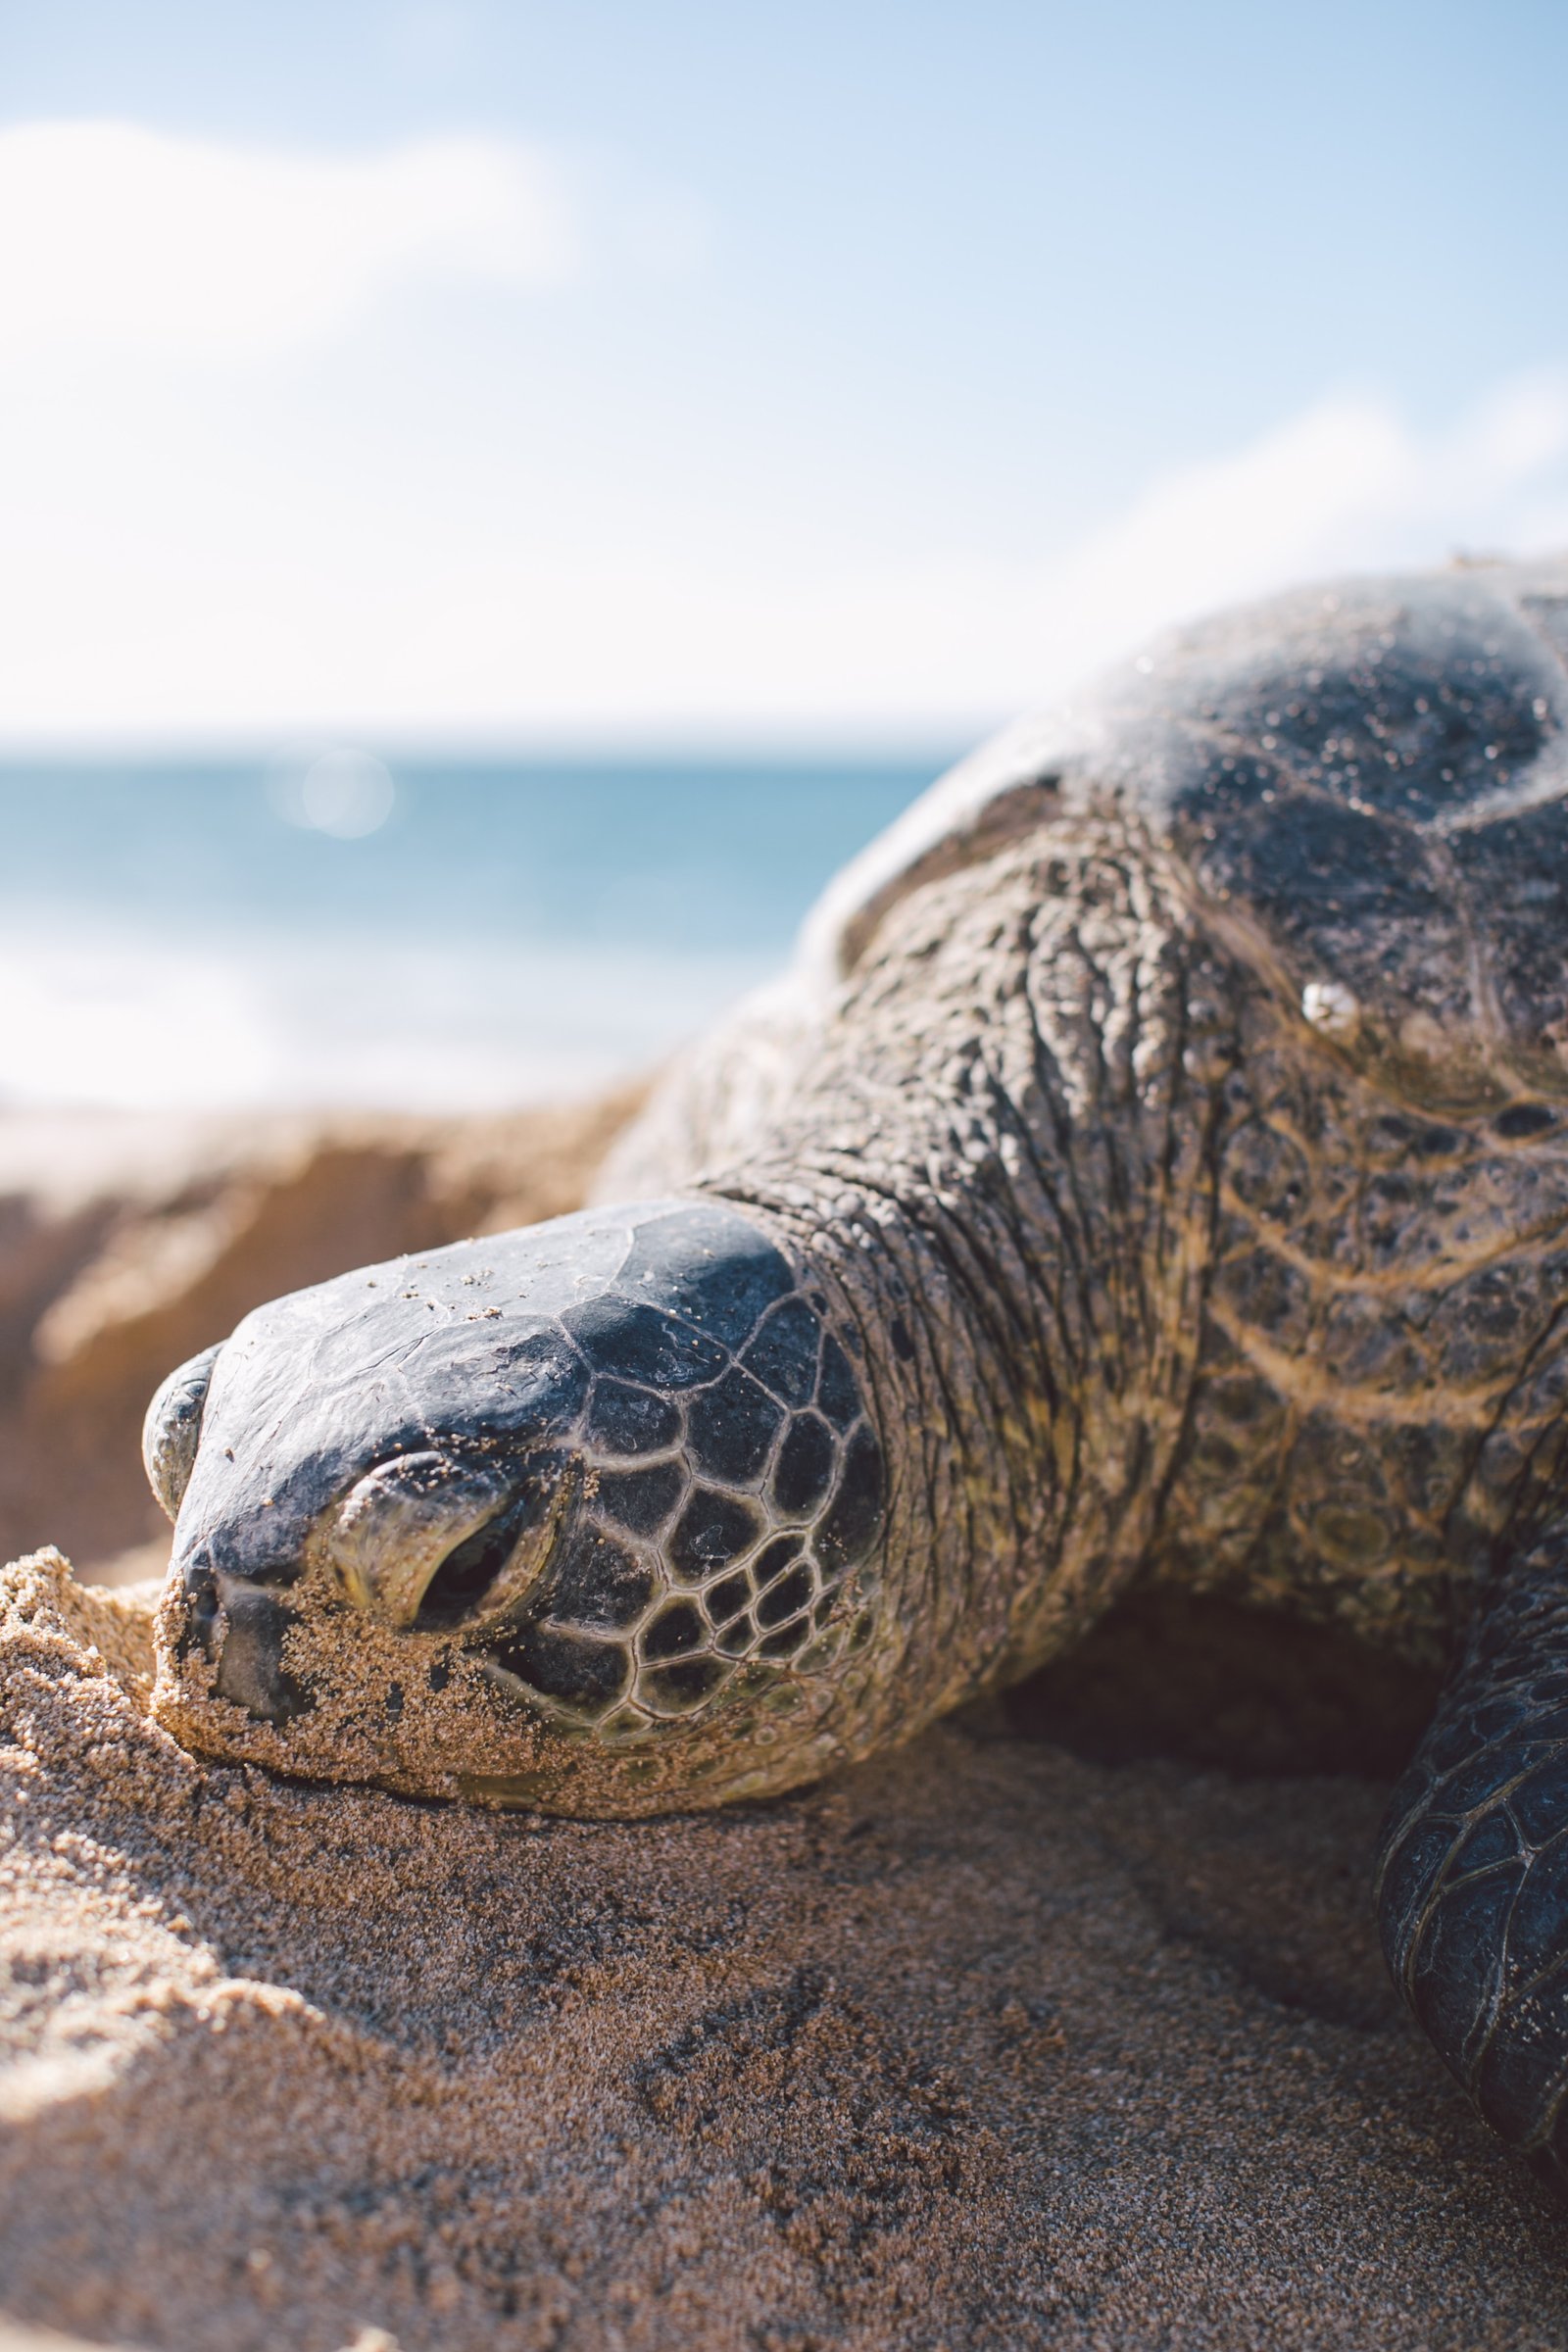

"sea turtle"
[144, 556, 1568, 2189]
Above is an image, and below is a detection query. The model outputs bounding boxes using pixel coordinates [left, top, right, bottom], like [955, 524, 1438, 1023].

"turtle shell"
[813, 560, 1568, 1109]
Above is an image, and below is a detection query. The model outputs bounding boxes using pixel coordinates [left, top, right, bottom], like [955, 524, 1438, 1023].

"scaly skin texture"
[695, 818, 1568, 1675]
[1377, 1532, 1568, 2191]
[144, 557, 1568, 2190]
[1158, 1000, 1568, 1656]
[703, 818, 1236, 1707]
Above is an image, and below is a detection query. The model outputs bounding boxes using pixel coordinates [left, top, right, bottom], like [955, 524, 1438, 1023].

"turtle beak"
[172, 1552, 313, 1726]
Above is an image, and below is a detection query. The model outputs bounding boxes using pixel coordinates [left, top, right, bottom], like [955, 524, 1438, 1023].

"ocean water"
[0, 758, 951, 1111]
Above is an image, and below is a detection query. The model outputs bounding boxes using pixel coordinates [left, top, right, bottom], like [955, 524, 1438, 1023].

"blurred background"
[1, 0, 1567, 1572]
[2, 0, 1567, 1109]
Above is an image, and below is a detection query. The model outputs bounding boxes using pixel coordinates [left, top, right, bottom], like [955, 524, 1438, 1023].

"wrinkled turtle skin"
[147, 557, 1568, 2190]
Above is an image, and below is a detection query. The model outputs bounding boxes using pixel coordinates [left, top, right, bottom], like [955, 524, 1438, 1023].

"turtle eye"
[415, 1502, 531, 1629]
[142, 1344, 223, 1523]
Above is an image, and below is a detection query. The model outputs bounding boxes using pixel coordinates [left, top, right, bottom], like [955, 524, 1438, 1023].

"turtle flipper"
[1376, 1530, 1568, 2190]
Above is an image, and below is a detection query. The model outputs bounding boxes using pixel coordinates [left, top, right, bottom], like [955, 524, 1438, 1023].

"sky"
[2, 0, 1567, 744]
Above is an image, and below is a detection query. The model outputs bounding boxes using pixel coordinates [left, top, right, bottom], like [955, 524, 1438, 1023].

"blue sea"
[0, 757, 952, 1110]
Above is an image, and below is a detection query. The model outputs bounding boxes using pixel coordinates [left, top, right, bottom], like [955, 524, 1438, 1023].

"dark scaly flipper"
[1377, 1528, 1568, 2191]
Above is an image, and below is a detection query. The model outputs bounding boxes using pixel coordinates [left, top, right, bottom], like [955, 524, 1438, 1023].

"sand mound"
[0, 1095, 640, 1580]
[4, 1548, 1567, 2352]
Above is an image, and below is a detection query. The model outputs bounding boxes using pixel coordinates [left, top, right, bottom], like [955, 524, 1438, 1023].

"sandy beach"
[4, 1101, 1568, 2350]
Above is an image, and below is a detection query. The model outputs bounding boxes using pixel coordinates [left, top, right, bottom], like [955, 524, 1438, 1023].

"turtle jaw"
[165, 1441, 581, 1728]
[169, 1550, 313, 1727]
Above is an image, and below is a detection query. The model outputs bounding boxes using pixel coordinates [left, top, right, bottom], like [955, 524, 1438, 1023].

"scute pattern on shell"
[1083, 570, 1568, 1103]
[797, 564, 1568, 1119]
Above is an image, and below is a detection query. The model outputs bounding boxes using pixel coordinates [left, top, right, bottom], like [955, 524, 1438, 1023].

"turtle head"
[145, 1200, 886, 1813]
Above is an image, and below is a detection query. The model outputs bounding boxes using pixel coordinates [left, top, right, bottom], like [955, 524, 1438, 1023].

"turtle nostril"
[175, 1560, 222, 1665]
[416, 1508, 524, 1628]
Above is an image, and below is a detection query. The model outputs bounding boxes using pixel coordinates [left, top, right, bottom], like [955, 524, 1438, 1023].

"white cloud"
[0, 120, 577, 364]
[1023, 375, 1568, 685]
[1, 365, 1565, 741]
[62, 370, 1546, 741]
[0, 120, 1562, 740]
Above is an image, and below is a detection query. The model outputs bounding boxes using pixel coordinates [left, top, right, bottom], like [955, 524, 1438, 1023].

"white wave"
[0, 924, 768, 1111]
